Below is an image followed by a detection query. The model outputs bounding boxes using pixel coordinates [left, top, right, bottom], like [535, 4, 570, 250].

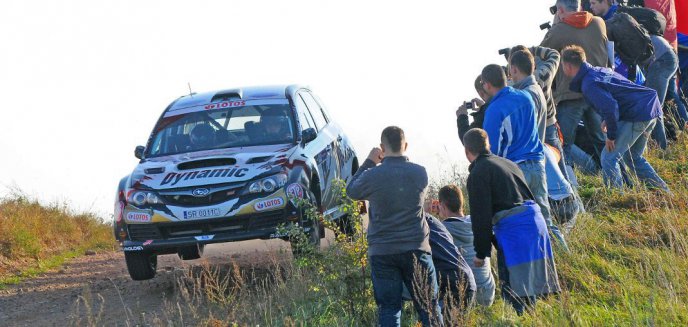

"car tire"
[290, 190, 321, 256]
[336, 214, 356, 237]
[178, 244, 205, 260]
[124, 251, 157, 281]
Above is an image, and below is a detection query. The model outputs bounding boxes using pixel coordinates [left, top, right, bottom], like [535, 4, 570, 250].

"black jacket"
[457, 103, 488, 145]
[466, 153, 534, 259]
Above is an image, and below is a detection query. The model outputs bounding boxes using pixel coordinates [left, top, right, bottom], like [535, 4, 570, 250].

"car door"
[297, 91, 341, 213]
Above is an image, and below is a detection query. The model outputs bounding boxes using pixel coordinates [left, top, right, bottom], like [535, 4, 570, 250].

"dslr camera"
[549, 5, 557, 14]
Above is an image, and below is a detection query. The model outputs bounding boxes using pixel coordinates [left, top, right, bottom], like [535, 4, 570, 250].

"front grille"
[160, 187, 242, 207]
[127, 224, 162, 240]
[250, 211, 286, 230]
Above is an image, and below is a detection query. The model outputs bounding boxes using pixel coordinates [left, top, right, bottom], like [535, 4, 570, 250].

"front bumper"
[120, 209, 315, 253]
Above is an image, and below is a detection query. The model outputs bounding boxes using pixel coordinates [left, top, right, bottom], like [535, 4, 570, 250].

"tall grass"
[0, 194, 115, 286]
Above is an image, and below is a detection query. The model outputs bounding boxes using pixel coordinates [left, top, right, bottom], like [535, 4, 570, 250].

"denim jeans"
[645, 51, 678, 149]
[667, 74, 688, 129]
[569, 145, 600, 175]
[517, 159, 568, 250]
[549, 195, 581, 233]
[370, 250, 442, 327]
[601, 119, 669, 191]
[556, 99, 606, 171]
[496, 247, 535, 316]
[544, 123, 571, 182]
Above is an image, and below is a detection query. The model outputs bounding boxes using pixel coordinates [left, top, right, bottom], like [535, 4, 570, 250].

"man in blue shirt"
[480, 64, 567, 249]
[561, 45, 669, 191]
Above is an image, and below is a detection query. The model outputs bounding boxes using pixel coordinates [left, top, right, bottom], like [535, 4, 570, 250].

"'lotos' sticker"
[254, 198, 285, 211]
[126, 212, 151, 223]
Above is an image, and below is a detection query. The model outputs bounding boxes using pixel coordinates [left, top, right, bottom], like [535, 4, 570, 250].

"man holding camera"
[346, 126, 441, 327]
[541, 0, 609, 172]
[456, 75, 491, 145]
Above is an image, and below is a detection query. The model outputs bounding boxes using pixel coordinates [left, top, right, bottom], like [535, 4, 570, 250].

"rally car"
[114, 85, 359, 280]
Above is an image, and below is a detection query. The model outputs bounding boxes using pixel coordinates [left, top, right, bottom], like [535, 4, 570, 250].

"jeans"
[667, 74, 688, 129]
[517, 159, 568, 250]
[496, 247, 535, 315]
[544, 123, 571, 182]
[436, 270, 475, 315]
[549, 194, 581, 233]
[569, 145, 600, 175]
[645, 51, 678, 149]
[601, 119, 669, 191]
[556, 99, 606, 171]
[370, 250, 442, 327]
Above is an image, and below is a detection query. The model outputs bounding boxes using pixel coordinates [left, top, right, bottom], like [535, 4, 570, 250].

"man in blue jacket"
[561, 45, 669, 191]
[480, 64, 567, 249]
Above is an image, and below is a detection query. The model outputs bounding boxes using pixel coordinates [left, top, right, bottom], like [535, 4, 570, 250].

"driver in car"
[189, 123, 216, 150]
[259, 108, 293, 143]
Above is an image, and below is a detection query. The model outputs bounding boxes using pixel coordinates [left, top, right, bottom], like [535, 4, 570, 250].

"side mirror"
[301, 128, 317, 144]
[134, 145, 145, 159]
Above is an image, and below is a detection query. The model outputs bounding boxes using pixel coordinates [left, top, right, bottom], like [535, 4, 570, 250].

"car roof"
[165, 84, 307, 112]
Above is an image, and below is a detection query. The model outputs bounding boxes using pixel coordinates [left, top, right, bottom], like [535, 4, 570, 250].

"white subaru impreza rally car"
[114, 85, 359, 280]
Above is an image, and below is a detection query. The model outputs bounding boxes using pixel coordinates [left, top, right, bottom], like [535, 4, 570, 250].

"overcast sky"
[0, 0, 554, 218]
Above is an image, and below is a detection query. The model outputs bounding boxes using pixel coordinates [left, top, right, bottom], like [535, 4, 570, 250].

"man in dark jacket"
[541, 0, 609, 173]
[424, 214, 476, 314]
[456, 75, 490, 144]
[463, 128, 560, 315]
[562, 45, 669, 191]
[346, 126, 441, 326]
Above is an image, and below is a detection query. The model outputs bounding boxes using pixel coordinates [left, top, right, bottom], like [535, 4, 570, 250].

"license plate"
[183, 208, 222, 220]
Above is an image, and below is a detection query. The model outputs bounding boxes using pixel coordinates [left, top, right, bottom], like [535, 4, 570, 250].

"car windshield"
[146, 102, 295, 157]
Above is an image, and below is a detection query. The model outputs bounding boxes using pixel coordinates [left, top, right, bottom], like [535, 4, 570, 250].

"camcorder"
[463, 100, 476, 110]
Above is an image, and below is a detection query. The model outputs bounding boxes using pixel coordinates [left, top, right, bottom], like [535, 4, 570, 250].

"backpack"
[606, 12, 655, 69]
[616, 6, 667, 36]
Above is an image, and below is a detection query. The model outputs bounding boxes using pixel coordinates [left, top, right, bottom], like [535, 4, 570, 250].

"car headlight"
[247, 174, 287, 194]
[128, 190, 162, 206]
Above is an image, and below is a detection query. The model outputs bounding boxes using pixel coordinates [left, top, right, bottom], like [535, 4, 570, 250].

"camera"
[498, 48, 510, 56]
[463, 101, 475, 110]
[549, 5, 557, 14]
[540, 22, 552, 30]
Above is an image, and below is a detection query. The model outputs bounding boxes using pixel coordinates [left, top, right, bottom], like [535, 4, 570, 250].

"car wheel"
[178, 244, 205, 260]
[336, 214, 356, 237]
[290, 190, 321, 256]
[124, 251, 157, 281]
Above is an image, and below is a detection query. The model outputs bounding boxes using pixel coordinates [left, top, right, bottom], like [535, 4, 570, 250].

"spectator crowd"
[345, 0, 686, 325]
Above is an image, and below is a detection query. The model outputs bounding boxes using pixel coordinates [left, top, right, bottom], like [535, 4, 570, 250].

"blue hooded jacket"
[483, 86, 544, 163]
[569, 63, 662, 140]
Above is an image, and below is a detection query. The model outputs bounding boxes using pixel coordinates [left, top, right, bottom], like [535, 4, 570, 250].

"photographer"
[541, 0, 609, 173]
[456, 75, 490, 145]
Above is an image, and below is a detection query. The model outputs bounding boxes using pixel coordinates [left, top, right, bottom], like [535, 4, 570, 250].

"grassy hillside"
[0, 196, 115, 287]
[147, 135, 688, 326]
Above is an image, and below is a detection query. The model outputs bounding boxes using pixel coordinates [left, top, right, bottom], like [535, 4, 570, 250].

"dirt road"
[0, 236, 318, 327]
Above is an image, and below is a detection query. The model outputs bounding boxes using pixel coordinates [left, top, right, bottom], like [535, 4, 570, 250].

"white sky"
[0, 0, 554, 218]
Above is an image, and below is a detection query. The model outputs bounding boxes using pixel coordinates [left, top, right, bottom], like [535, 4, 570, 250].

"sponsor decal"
[123, 246, 144, 252]
[254, 198, 285, 211]
[126, 212, 152, 223]
[142, 240, 154, 246]
[191, 188, 210, 197]
[161, 168, 249, 186]
[269, 230, 289, 238]
[195, 235, 215, 241]
[204, 101, 246, 110]
[286, 183, 304, 199]
[183, 208, 221, 220]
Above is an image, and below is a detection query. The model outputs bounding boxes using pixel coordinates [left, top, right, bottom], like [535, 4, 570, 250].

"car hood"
[131, 144, 297, 190]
